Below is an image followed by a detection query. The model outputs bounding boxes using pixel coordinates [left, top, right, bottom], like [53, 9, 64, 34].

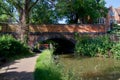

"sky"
[105, 0, 120, 8]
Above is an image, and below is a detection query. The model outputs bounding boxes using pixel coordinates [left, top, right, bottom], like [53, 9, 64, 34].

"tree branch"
[0, 5, 12, 16]
[0, 12, 19, 23]
[0, 5, 19, 23]
[6, 0, 23, 10]
[28, 0, 39, 12]
[17, 1, 23, 10]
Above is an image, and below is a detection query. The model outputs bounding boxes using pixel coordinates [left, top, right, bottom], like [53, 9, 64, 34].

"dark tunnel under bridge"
[40, 38, 75, 54]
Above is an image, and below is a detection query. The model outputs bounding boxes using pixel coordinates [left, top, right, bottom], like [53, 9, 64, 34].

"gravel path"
[0, 54, 39, 80]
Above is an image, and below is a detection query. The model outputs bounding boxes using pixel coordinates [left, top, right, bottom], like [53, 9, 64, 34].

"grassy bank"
[34, 49, 63, 80]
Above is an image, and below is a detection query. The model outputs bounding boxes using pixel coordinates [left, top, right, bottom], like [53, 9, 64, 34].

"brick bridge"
[0, 24, 108, 52]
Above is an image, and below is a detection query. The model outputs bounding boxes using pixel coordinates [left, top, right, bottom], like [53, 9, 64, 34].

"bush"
[107, 23, 120, 60]
[111, 42, 120, 60]
[0, 35, 31, 60]
[75, 35, 113, 57]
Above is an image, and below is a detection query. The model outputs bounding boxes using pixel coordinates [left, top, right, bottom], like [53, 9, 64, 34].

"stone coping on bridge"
[0, 24, 108, 33]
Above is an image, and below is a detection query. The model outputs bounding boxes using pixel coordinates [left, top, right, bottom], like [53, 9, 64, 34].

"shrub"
[111, 42, 120, 60]
[107, 23, 120, 60]
[75, 34, 113, 57]
[97, 35, 113, 55]
[0, 35, 31, 60]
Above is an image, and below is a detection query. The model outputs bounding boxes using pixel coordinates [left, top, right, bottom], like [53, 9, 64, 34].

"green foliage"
[0, 0, 58, 24]
[30, 0, 58, 24]
[111, 24, 120, 40]
[0, 0, 107, 24]
[111, 42, 120, 60]
[0, 0, 16, 22]
[56, 0, 107, 24]
[0, 35, 31, 59]
[108, 24, 120, 34]
[108, 24, 120, 60]
[34, 49, 63, 80]
[0, 15, 9, 22]
[75, 35, 113, 57]
[0, 25, 2, 31]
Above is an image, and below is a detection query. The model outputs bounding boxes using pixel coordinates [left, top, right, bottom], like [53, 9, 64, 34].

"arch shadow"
[43, 38, 75, 54]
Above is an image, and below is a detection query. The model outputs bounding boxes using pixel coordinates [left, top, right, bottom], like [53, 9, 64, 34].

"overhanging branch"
[28, 0, 39, 12]
[6, 0, 23, 10]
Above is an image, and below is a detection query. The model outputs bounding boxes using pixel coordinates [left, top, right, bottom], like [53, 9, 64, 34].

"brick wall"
[0, 24, 107, 33]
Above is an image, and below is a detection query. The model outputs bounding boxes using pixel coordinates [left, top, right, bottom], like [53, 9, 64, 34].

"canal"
[58, 54, 120, 80]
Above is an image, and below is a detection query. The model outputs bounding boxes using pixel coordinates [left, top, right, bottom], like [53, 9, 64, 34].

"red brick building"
[106, 6, 120, 26]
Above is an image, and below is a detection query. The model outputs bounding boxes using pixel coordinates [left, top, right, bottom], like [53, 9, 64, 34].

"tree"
[0, 0, 59, 42]
[0, 0, 39, 42]
[55, 0, 108, 24]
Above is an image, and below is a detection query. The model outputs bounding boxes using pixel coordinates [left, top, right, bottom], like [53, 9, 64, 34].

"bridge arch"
[33, 33, 75, 53]
[43, 38, 75, 54]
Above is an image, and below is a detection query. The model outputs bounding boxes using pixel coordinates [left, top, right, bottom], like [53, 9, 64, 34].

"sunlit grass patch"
[34, 49, 63, 80]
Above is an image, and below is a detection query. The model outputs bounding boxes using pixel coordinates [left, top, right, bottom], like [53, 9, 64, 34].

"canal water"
[58, 54, 120, 80]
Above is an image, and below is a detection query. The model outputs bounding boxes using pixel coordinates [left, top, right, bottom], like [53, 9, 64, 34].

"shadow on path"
[0, 54, 39, 80]
[0, 71, 33, 80]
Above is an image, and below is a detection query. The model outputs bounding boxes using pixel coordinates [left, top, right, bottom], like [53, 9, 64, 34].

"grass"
[34, 49, 63, 80]
[59, 54, 120, 80]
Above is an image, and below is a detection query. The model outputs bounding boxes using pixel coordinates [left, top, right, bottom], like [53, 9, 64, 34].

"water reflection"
[58, 54, 120, 80]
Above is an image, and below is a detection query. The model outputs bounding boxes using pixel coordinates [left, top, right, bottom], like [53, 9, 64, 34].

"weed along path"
[0, 54, 39, 80]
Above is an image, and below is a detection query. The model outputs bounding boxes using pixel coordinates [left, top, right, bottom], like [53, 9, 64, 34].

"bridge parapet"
[0, 24, 107, 33]
[29, 24, 107, 33]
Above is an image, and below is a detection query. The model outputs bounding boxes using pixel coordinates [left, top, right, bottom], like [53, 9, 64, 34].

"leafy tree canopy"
[0, 0, 15, 22]
[55, 0, 108, 24]
[30, 0, 58, 24]
[0, 0, 57, 24]
[0, 0, 108, 24]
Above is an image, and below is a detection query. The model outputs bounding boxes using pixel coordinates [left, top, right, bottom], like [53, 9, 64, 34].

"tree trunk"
[20, 11, 26, 42]
[20, 11, 29, 43]
[16, 0, 38, 43]
[18, 0, 29, 43]
[18, 7, 28, 43]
